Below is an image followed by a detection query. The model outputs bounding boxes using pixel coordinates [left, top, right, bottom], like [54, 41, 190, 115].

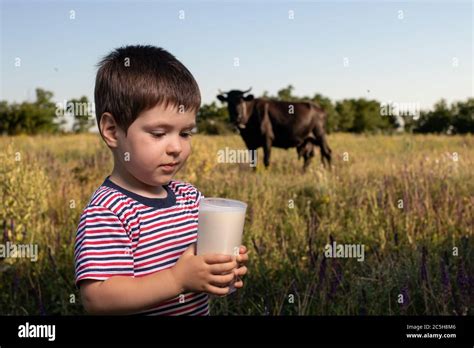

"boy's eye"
[150, 132, 192, 138]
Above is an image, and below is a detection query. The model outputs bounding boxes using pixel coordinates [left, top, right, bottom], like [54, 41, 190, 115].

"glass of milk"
[196, 197, 247, 294]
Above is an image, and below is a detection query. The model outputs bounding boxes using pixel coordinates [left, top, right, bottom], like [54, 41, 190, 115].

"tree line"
[0, 86, 472, 135]
[0, 88, 94, 135]
[199, 85, 474, 135]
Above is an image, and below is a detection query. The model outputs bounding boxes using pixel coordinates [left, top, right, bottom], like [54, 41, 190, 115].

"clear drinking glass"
[196, 198, 247, 294]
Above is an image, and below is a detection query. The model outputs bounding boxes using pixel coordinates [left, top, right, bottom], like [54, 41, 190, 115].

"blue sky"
[1, 0, 472, 113]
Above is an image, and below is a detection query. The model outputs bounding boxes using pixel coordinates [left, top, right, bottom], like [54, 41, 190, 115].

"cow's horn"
[218, 89, 227, 95]
[242, 87, 252, 94]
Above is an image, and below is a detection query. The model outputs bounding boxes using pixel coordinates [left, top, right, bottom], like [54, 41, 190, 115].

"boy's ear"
[99, 112, 120, 148]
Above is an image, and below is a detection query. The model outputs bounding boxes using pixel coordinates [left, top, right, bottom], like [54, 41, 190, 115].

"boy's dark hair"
[94, 45, 201, 136]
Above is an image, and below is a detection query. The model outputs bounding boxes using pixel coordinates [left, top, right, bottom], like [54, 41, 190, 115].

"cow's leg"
[296, 142, 305, 160]
[296, 145, 302, 160]
[263, 137, 272, 168]
[302, 143, 315, 172]
[309, 136, 326, 167]
[298, 138, 313, 171]
[320, 134, 332, 168]
[312, 129, 332, 169]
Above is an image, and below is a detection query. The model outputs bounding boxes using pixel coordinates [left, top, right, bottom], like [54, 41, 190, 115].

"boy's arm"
[80, 267, 183, 315]
[80, 243, 236, 315]
[75, 205, 183, 315]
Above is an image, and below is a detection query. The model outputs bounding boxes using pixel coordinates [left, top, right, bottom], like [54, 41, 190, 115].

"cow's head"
[216, 88, 254, 129]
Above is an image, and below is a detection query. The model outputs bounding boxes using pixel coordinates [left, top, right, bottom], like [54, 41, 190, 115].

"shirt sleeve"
[196, 188, 205, 205]
[74, 205, 134, 287]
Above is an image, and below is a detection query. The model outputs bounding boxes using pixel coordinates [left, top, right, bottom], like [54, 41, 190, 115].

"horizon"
[1, 0, 472, 118]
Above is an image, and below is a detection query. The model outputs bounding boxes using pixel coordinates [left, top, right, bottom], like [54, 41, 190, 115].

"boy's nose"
[166, 136, 182, 155]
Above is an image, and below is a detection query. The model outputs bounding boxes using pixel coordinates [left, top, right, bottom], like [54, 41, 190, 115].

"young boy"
[74, 45, 249, 315]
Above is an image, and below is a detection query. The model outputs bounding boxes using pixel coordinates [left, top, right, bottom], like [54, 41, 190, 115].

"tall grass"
[0, 133, 472, 315]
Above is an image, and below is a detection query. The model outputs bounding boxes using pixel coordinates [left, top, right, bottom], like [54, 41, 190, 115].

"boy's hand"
[233, 245, 249, 289]
[171, 243, 238, 296]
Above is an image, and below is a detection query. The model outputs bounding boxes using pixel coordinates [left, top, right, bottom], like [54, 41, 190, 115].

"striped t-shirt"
[74, 176, 209, 316]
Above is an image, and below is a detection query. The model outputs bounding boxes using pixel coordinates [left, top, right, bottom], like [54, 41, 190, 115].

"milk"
[196, 198, 247, 256]
[196, 198, 247, 294]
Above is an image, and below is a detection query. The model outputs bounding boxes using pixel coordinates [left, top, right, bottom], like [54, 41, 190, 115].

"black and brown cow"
[217, 88, 332, 171]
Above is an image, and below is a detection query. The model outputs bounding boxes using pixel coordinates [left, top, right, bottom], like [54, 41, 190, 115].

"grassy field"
[0, 133, 472, 315]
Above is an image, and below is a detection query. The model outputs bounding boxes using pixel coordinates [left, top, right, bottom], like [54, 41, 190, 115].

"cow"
[217, 88, 332, 171]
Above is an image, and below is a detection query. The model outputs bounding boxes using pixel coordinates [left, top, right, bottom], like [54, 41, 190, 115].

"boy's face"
[113, 103, 196, 187]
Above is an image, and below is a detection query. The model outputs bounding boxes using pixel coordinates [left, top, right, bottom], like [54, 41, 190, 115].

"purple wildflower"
[317, 255, 327, 291]
[400, 283, 410, 313]
[359, 288, 367, 316]
[456, 261, 469, 300]
[3, 220, 8, 242]
[39, 300, 47, 316]
[420, 246, 428, 283]
[440, 258, 451, 303]
[10, 218, 15, 239]
[327, 260, 343, 300]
